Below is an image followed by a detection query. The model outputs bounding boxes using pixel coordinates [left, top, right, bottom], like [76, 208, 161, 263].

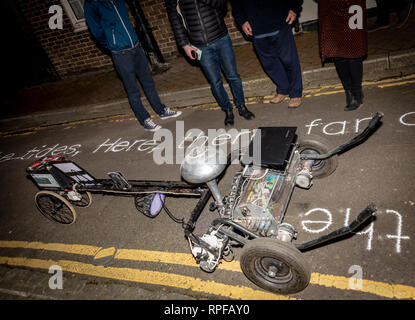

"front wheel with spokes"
[35, 191, 77, 224]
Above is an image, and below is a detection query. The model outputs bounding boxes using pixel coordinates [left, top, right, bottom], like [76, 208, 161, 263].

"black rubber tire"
[298, 134, 338, 178]
[35, 191, 77, 225]
[240, 238, 311, 294]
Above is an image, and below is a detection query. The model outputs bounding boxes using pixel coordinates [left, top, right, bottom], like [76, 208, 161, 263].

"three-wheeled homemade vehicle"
[27, 112, 383, 294]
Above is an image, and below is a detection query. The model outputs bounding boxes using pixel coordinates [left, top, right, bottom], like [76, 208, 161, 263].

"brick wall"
[16, 0, 113, 78]
[17, 0, 245, 79]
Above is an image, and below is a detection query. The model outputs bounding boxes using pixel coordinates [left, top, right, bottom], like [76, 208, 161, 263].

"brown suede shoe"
[288, 97, 302, 108]
[270, 93, 288, 104]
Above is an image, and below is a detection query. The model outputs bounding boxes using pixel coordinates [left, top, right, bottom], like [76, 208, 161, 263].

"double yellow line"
[0, 240, 290, 300]
[0, 240, 414, 300]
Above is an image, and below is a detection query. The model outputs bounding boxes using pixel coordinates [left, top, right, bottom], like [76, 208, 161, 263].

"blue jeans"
[111, 43, 165, 125]
[253, 25, 303, 98]
[199, 34, 245, 111]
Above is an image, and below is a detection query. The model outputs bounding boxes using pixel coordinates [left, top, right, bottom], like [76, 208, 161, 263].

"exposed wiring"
[249, 169, 269, 180]
[165, 207, 184, 225]
[163, 202, 187, 229]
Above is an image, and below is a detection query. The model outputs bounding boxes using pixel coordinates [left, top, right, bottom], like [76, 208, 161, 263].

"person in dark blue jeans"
[84, 0, 181, 131]
[199, 34, 246, 115]
[230, 0, 303, 108]
[165, 0, 255, 126]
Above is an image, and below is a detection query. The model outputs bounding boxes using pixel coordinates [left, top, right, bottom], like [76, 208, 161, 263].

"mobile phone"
[190, 46, 202, 60]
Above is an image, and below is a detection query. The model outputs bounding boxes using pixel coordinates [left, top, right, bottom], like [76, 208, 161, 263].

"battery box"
[241, 127, 297, 171]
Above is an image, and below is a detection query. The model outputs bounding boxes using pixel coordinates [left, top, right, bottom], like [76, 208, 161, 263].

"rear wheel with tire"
[240, 238, 310, 294]
[298, 134, 338, 178]
[35, 191, 77, 224]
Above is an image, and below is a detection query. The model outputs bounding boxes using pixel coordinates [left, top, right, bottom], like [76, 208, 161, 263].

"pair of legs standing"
[198, 34, 254, 125]
[334, 57, 364, 111]
[253, 25, 303, 107]
[112, 43, 180, 131]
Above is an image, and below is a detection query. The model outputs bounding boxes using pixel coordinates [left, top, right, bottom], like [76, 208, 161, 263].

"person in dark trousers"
[165, 0, 255, 126]
[230, 0, 304, 108]
[84, 0, 181, 132]
[369, 0, 413, 32]
[318, 0, 368, 111]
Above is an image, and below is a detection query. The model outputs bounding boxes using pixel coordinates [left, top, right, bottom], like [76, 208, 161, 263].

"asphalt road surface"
[0, 76, 414, 304]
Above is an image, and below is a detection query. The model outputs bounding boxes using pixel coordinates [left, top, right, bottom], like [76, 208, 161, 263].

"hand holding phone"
[184, 45, 202, 61]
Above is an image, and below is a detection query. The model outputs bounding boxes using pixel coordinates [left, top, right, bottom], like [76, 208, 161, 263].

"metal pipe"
[295, 204, 376, 251]
[212, 218, 260, 240]
[184, 189, 212, 234]
[77, 179, 204, 196]
[301, 112, 383, 161]
[206, 180, 223, 205]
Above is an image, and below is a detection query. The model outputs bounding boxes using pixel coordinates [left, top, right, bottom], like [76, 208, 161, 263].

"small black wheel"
[240, 238, 310, 294]
[69, 191, 92, 208]
[35, 191, 77, 224]
[298, 134, 338, 178]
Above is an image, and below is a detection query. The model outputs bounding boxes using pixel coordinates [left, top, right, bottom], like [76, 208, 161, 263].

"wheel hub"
[267, 265, 278, 278]
[256, 257, 292, 284]
[301, 148, 325, 171]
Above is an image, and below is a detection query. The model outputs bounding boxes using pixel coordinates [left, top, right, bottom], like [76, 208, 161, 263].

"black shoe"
[344, 90, 361, 111]
[353, 88, 364, 105]
[397, 1, 413, 28]
[224, 109, 234, 126]
[236, 105, 255, 120]
[344, 98, 361, 111]
[344, 102, 361, 111]
[345, 89, 353, 106]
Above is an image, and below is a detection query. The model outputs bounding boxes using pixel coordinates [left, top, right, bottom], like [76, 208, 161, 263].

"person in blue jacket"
[84, 0, 181, 131]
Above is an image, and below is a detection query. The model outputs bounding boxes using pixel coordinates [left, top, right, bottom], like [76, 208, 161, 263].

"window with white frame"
[60, 0, 88, 32]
